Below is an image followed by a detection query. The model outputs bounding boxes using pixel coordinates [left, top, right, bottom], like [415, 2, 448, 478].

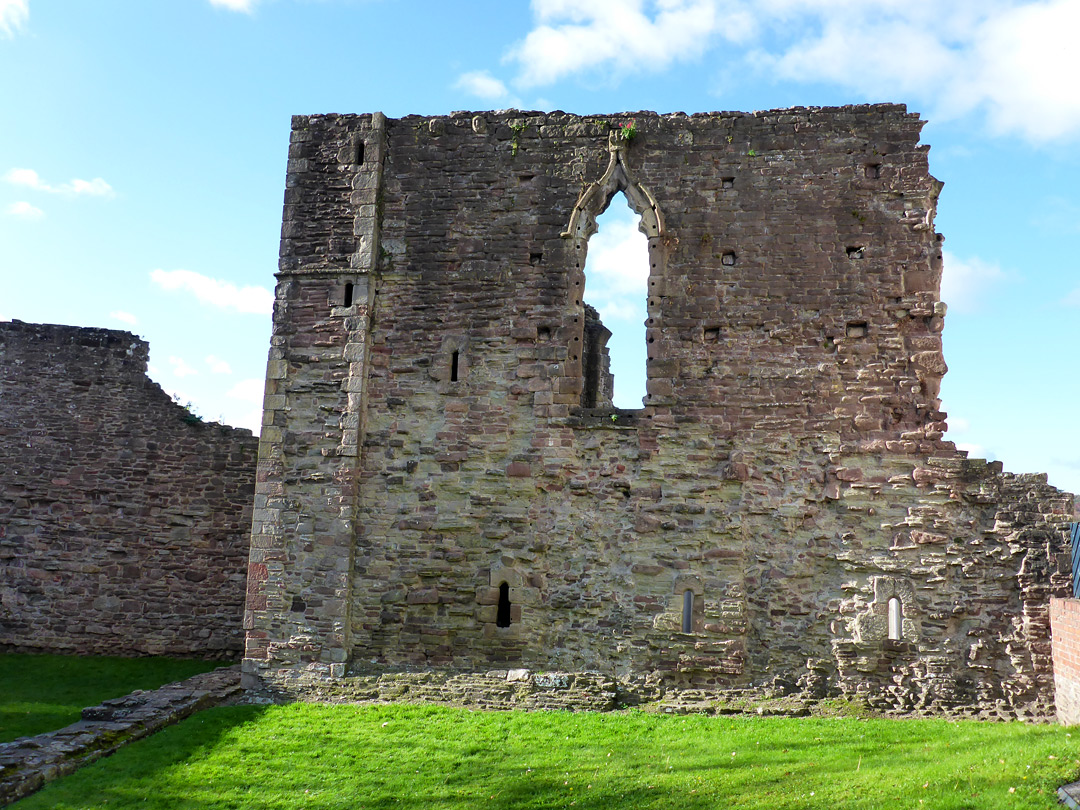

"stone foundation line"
[0, 666, 241, 808]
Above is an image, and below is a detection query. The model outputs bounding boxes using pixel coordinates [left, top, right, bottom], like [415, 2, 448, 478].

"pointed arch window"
[562, 128, 669, 412]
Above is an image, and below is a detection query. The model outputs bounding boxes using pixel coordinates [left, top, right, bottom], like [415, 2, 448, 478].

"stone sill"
[568, 407, 645, 429]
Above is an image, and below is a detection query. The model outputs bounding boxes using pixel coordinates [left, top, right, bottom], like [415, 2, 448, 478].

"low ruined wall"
[0, 666, 241, 806]
[0, 321, 258, 657]
[1052, 598, 1080, 724]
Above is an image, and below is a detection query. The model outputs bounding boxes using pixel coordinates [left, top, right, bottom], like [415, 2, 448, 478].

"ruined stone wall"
[244, 107, 1074, 717]
[0, 321, 258, 657]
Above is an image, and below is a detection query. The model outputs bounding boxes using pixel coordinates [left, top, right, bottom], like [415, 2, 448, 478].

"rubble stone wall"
[0, 321, 258, 657]
[244, 107, 1074, 717]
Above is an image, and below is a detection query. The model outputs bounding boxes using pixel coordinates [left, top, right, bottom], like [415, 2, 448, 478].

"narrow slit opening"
[497, 582, 511, 627]
[343, 282, 354, 308]
[682, 591, 694, 633]
[887, 596, 902, 641]
[450, 350, 459, 382]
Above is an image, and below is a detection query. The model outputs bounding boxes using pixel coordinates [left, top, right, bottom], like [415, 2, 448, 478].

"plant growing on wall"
[510, 121, 526, 157]
[172, 393, 203, 425]
[617, 119, 638, 142]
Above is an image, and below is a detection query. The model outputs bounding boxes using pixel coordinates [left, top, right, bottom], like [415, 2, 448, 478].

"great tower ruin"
[241, 107, 1074, 716]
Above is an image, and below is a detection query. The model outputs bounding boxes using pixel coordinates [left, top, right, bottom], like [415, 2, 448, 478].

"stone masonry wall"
[244, 107, 1074, 717]
[0, 321, 258, 657]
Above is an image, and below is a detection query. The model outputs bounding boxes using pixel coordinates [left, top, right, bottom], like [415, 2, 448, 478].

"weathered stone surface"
[243, 108, 1075, 719]
[0, 666, 241, 807]
[244, 668, 619, 712]
[0, 322, 257, 657]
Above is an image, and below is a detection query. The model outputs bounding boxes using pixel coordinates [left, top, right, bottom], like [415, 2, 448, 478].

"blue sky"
[1, 0, 1078, 494]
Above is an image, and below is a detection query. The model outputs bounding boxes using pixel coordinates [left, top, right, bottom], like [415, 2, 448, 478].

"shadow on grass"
[14, 705, 270, 810]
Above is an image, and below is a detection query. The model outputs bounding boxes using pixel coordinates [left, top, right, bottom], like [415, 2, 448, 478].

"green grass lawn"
[0, 653, 223, 743]
[13, 703, 1080, 809]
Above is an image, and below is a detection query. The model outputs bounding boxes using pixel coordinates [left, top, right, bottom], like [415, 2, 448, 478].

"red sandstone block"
[506, 462, 532, 478]
[245, 640, 268, 659]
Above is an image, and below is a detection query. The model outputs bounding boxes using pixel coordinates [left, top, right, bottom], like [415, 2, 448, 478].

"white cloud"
[961, 0, 1080, 140]
[0, 0, 27, 37]
[582, 201, 650, 329]
[233, 407, 263, 434]
[511, 0, 747, 88]
[150, 268, 274, 315]
[1064, 287, 1080, 307]
[455, 71, 512, 100]
[206, 354, 233, 375]
[948, 415, 971, 434]
[227, 378, 265, 404]
[585, 204, 650, 294]
[64, 177, 114, 197]
[597, 299, 642, 322]
[764, 0, 1080, 141]
[4, 168, 40, 188]
[168, 356, 198, 378]
[109, 310, 138, 326]
[507, 0, 1080, 141]
[3, 167, 115, 198]
[940, 251, 1008, 314]
[5, 201, 43, 219]
[956, 442, 990, 459]
[209, 0, 257, 11]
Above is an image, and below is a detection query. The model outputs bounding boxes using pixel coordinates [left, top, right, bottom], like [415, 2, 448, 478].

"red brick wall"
[1051, 598, 1080, 723]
